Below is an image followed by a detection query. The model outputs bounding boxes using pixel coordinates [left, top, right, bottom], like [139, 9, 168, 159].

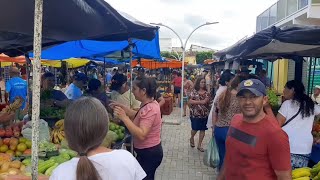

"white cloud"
[106, 0, 277, 50]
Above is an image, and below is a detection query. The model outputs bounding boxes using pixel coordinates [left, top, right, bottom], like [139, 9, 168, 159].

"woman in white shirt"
[50, 97, 146, 180]
[277, 80, 320, 169]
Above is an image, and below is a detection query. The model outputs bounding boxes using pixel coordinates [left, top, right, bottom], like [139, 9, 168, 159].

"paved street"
[155, 108, 217, 180]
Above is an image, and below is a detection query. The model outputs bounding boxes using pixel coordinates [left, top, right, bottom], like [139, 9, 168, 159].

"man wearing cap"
[5, 67, 27, 109]
[217, 79, 291, 180]
[64, 73, 88, 100]
[312, 85, 320, 104]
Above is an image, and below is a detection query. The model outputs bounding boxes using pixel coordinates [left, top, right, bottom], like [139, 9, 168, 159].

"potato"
[9, 161, 21, 169]
[20, 164, 26, 172]
[0, 162, 10, 173]
[8, 168, 20, 175]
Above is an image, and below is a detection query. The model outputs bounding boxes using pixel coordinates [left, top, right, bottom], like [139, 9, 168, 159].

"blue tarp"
[30, 31, 161, 62]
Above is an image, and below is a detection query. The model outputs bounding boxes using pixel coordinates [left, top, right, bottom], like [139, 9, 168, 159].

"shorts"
[183, 96, 188, 104]
[174, 87, 181, 94]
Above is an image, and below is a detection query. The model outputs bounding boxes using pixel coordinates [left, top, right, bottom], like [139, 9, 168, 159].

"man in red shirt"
[171, 71, 182, 107]
[217, 79, 291, 180]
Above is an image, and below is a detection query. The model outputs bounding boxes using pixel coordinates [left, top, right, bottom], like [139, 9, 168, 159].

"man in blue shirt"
[65, 73, 88, 100]
[106, 70, 112, 85]
[5, 67, 28, 109]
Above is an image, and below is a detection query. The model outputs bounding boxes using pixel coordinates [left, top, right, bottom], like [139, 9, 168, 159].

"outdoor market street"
[155, 108, 217, 180]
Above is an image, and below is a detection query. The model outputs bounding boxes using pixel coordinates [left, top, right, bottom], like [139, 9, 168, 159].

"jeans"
[214, 126, 229, 170]
[135, 143, 163, 180]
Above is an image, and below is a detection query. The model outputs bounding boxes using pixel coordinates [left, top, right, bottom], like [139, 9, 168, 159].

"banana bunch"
[1, 97, 23, 113]
[50, 120, 65, 144]
[292, 167, 311, 179]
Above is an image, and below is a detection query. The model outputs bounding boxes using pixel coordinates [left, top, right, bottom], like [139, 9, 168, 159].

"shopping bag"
[203, 137, 220, 168]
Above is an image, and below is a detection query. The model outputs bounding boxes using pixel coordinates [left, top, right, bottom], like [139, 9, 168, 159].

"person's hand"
[113, 106, 128, 121]
[109, 101, 126, 110]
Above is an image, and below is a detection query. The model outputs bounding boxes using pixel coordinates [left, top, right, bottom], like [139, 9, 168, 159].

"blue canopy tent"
[30, 30, 161, 61]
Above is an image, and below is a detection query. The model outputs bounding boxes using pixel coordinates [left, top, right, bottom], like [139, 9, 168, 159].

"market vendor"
[5, 67, 27, 109]
[64, 73, 88, 100]
[110, 73, 140, 110]
[41, 72, 70, 108]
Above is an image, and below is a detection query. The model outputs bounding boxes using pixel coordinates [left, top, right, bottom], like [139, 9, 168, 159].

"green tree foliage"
[196, 52, 213, 64]
[160, 51, 182, 60]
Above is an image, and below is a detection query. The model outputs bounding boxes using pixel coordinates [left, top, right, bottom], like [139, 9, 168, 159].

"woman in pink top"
[112, 77, 163, 180]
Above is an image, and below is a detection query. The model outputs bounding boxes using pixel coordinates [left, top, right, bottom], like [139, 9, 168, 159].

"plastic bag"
[203, 137, 220, 168]
[21, 119, 50, 142]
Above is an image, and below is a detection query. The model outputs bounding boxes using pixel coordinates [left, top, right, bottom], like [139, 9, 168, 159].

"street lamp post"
[151, 22, 219, 124]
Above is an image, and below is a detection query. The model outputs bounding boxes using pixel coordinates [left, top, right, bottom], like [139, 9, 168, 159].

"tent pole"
[24, 55, 32, 118]
[307, 57, 312, 95]
[128, 39, 134, 154]
[277, 60, 280, 93]
[104, 58, 106, 91]
[31, 0, 44, 179]
[312, 58, 316, 93]
[270, 61, 274, 89]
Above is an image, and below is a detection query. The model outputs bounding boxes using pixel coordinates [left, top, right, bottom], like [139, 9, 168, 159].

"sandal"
[189, 138, 195, 148]
[197, 147, 205, 152]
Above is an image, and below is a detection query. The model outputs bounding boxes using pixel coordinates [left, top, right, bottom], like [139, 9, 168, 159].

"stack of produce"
[50, 120, 65, 144]
[22, 148, 77, 176]
[163, 93, 173, 98]
[292, 167, 311, 180]
[311, 162, 320, 179]
[108, 122, 125, 141]
[102, 122, 126, 148]
[0, 97, 23, 114]
[313, 122, 320, 144]
[0, 137, 31, 157]
[267, 89, 280, 115]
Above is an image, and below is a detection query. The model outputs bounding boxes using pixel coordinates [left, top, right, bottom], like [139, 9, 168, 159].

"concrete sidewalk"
[156, 107, 217, 180]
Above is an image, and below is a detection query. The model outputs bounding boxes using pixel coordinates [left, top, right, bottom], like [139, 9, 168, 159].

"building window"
[298, 0, 308, 9]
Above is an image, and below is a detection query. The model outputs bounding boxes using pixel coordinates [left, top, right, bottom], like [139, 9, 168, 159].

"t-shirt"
[225, 114, 291, 180]
[50, 150, 146, 180]
[64, 83, 82, 100]
[5, 77, 27, 109]
[110, 90, 141, 110]
[173, 77, 182, 88]
[279, 100, 320, 154]
[133, 101, 162, 149]
[106, 73, 112, 84]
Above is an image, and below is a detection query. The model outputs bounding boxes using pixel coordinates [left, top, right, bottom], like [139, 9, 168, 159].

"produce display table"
[2, 175, 49, 180]
[311, 144, 320, 164]
[161, 97, 173, 115]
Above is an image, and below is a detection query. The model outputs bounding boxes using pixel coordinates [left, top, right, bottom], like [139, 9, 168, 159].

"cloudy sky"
[107, 0, 277, 51]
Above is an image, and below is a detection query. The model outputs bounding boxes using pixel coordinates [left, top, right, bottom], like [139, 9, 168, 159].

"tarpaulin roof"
[0, 0, 157, 57]
[215, 25, 320, 61]
[0, 54, 89, 68]
[29, 30, 161, 61]
[132, 58, 187, 69]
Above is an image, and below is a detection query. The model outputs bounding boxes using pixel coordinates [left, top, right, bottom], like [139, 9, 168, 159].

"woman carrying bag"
[277, 80, 320, 169]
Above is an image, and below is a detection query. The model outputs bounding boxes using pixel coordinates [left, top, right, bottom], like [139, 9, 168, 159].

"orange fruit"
[0, 145, 8, 153]
[17, 143, 27, 152]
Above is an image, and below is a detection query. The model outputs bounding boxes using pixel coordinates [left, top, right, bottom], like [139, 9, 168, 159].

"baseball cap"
[315, 85, 320, 89]
[237, 79, 266, 97]
[74, 73, 88, 82]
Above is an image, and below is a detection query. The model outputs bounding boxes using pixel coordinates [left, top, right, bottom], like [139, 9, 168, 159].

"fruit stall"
[0, 117, 128, 179]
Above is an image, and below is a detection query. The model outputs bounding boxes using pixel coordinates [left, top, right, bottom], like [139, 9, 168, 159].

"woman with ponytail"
[277, 80, 320, 169]
[50, 97, 146, 180]
[212, 75, 245, 170]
